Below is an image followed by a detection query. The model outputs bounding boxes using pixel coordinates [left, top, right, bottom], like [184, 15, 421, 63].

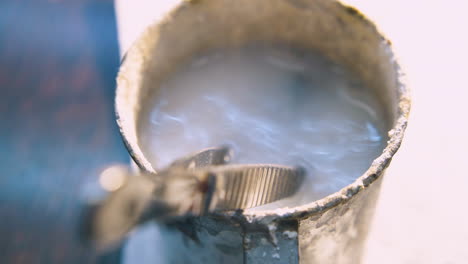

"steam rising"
[139, 46, 386, 207]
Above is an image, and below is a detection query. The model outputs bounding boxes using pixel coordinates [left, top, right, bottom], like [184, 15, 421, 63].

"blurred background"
[1, 0, 467, 263]
[0, 0, 126, 263]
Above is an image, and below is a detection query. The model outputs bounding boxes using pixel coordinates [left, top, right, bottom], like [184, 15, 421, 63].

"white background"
[115, 0, 468, 263]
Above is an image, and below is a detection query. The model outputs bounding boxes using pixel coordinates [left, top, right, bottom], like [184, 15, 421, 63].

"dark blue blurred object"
[0, 1, 127, 263]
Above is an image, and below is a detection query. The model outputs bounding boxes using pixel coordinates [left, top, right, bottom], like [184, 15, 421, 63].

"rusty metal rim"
[115, 0, 411, 223]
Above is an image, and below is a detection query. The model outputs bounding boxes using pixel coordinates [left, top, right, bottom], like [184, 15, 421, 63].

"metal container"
[115, 0, 411, 263]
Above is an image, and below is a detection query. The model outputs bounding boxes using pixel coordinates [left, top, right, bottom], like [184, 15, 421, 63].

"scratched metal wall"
[0, 1, 126, 263]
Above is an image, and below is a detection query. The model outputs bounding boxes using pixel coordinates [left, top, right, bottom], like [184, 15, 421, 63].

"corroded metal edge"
[114, 0, 411, 225]
[238, 1, 411, 223]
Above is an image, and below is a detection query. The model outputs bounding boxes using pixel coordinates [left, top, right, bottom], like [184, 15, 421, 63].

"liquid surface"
[139, 46, 386, 208]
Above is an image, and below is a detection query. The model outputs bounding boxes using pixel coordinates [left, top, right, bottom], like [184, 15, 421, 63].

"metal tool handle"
[81, 146, 304, 251]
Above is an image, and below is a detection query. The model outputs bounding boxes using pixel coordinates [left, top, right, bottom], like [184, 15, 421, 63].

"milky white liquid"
[138, 46, 387, 208]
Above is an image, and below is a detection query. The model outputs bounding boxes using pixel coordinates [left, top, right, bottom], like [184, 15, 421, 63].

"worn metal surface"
[115, 0, 410, 263]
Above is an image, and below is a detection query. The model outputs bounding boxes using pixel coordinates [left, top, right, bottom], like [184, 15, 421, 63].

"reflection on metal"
[82, 146, 304, 251]
[99, 165, 128, 192]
